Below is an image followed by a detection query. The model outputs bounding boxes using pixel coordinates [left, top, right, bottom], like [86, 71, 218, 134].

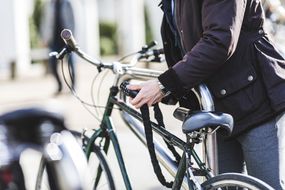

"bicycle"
[0, 107, 89, 190]
[42, 28, 274, 190]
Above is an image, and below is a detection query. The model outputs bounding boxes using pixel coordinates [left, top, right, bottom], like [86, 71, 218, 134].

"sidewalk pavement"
[0, 61, 184, 190]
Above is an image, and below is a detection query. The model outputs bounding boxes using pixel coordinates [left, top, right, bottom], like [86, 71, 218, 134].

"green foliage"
[30, 0, 44, 49]
[99, 22, 118, 55]
[144, 6, 154, 44]
[29, 17, 40, 49]
[33, 0, 43, 32]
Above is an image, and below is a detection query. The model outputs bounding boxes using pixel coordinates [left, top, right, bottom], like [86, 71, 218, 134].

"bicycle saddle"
[0, 107, 66, 144]
[173, 107, 233, 136]
[0, 107, 64, 127]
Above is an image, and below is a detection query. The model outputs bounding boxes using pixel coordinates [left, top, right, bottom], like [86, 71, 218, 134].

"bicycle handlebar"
[59, 29, 164, 75]
[61, 29, 78, 50]
[58, 28, 215, 111]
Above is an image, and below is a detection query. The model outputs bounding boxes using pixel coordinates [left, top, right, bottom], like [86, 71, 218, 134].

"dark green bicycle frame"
[84, 86, 211, 190]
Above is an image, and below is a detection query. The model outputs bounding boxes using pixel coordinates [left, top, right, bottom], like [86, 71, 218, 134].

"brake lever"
[49, 48, 67, 60]
[140, 41, 158, 53]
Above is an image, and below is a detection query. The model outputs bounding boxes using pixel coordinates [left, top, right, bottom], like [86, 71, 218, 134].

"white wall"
[98, 0, 116, 22]
[14, 0, 31, 74]
[0, 0, 31, 76]
[116, 0, 146, 55]
[145, 0, 163, 46]
[0, 0, 16, 70]
[0, 0, 162, 77]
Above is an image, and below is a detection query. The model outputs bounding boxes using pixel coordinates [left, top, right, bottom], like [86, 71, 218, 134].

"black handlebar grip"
[120, 81, 139, 98]
[153, 48, 164, 55]
[61, 29, 78, 50]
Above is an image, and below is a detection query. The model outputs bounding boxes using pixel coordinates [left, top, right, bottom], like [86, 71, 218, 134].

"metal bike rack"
[194, 84, 218, 176]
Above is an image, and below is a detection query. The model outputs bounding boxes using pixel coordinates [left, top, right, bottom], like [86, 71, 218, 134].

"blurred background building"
[0, 0, 162, 79]
[1, 0, 285, 80]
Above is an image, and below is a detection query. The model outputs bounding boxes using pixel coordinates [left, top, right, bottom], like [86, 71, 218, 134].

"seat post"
[195, 84, 218, 176]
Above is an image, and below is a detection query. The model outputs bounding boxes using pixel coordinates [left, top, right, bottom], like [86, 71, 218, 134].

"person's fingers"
[131, 90, 154, 108]
[148, 94, 163, 106]
[148, 95, 157, 106]
[130, 91, 143, 105]
[128, 79, 163, 108]
[127, 84, 142, 90]
[131, 97, 143, 108]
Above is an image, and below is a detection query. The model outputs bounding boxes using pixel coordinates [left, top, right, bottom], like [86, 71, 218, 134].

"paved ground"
[0, 60, 186, 190]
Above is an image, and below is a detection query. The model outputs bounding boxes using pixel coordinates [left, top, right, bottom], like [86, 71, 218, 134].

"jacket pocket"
[206, 44, 267, 121]
[209, 67, 256, 98]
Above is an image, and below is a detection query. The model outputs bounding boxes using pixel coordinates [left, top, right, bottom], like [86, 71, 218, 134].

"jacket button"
[220, 89, 227, 95]
[258, 29, 264, 34]
[248, 75, 254, 81]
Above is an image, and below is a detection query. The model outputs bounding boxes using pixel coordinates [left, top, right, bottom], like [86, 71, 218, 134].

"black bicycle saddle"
[173, 107, 233, 136]
[0, 107, 66, 144]
[0, 107, 64, 127]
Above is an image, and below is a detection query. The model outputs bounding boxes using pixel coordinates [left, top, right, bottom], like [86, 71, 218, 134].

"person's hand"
[128, 79, 164, 109]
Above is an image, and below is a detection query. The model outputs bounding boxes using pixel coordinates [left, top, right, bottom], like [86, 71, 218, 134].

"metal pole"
[195, 84, 218, 176]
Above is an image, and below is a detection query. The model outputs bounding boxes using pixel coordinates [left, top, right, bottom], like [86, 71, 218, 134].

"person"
[40, 0, 76, 95]
[128, 0, 285, 189]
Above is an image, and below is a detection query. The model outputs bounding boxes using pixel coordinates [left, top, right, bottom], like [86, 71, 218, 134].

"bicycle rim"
[69, 130, 115, 189]
[201, 173, 274, 190]
[87, 145, 115, 190]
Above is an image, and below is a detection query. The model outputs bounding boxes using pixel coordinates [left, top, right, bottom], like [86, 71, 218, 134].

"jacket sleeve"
[158, 0, 247, 98]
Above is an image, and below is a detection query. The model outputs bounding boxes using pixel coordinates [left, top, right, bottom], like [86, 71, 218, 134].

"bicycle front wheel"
[87, 144, 115, 190]
[201, 173, 274, 190]
[69, 130, 115, 190]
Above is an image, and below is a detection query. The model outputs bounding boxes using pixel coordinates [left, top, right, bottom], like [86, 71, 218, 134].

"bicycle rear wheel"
[201, 173, 274, 190]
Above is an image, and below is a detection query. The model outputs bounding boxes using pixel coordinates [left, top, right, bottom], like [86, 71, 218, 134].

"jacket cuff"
[158, 68, 186, 99]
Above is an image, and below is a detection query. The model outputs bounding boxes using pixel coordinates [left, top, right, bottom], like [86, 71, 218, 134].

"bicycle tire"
[87, 144, 116, 190]
[201, 173, 274, 190]
[71, 130, 116, 190]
